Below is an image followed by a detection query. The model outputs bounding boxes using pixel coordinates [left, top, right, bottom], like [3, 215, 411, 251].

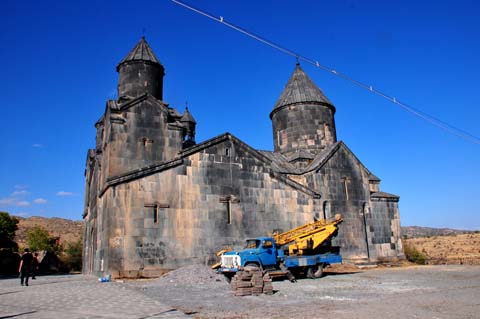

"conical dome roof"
[117, 37, 162, 71]
[180, 107, 196, 124]
[272, 64, 333, 112]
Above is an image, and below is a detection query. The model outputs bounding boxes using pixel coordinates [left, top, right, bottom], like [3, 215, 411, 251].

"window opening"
[323, 201, 330, 220]
[226, 201, 231, 224]
[153, 205, 159, 224]
[341, 177, 351, 200]
[220, 195, 238, 225]
[245, 239, 260, 249]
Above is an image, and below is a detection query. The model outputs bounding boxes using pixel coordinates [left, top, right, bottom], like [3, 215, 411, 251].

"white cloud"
[32, 144, 44, 148]
[0, 187, 32, 207]
[16, 201, 30, 207]
[0, 189, 30, 206]
[15, 212, 30, 217]
[33, 198, 48, 204]
[0, 186, 35, 207]
[0, 197, 16, 205]
[57, 191, 74, 196]
[11, 190, 29, 197]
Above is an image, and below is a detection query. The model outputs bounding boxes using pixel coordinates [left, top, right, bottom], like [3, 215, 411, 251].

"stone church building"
[83, 37, 404, 278]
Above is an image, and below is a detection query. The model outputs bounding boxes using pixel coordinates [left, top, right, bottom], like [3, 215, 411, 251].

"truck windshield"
[244, 239, 260, 249]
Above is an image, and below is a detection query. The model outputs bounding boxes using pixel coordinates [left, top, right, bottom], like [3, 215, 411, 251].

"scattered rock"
[149, 264, 229, 288]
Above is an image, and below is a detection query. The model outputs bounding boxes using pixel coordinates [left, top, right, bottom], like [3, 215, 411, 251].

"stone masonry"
[83, 37, 404, 278]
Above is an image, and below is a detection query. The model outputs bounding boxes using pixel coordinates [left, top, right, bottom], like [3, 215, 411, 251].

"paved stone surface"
[0, 275, 188, 318]
[1, 266, 479, 318]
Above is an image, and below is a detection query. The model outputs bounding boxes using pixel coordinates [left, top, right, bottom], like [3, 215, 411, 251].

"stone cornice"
[269, 101, 336, 119]
[371, 191, 400, 202]
[269, 170, 321, 199]
[100, 131, 321, 199]
[179, 132, 320, 198]
[99, 158, 184, 197]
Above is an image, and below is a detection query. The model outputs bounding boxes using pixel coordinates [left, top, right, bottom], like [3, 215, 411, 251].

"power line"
[171, 0, 480, 145]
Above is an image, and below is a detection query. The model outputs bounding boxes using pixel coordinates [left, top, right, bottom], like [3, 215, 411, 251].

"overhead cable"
[171, 0, 480, 145]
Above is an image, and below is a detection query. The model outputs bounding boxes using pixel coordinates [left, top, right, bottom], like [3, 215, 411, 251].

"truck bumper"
[218, 267, 240, 274]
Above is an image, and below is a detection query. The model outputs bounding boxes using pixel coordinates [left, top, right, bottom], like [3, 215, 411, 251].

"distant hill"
[404, 233, 480, 265]
[14, 216, 84, 248]
[401, 226, 475, 238]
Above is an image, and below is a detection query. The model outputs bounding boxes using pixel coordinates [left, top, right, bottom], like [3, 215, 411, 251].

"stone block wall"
[369, 198, 404, 260]
[83, 134, 404, 276]
[104, 99, 182, 179]
[98, 138, 319, 277]
[302, 146, 369, 262]
[117, 62, 164, 100]
[271, 103, 336, 156]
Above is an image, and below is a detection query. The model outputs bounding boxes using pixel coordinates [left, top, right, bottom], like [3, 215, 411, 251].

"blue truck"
[218, 217, 343, 280]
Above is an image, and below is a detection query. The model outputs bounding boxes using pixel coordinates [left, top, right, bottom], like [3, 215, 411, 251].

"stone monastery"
[83, 37, 404, 277]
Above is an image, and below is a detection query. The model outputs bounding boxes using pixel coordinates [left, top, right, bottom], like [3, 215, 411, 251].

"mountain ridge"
[401, 225, 476, 238]
[14, 216, 83, 248]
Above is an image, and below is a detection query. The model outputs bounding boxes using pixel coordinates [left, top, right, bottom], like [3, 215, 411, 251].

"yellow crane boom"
[273, 214, 343, 256]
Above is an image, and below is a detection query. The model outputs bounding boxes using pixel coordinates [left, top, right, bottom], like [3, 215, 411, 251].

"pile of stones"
[230, 267, 274, 296]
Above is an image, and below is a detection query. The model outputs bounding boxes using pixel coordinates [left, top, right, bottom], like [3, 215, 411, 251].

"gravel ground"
[131, 264, 480, 319]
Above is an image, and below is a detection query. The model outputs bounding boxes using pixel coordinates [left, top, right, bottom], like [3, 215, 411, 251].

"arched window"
[323, 201, 331, 220]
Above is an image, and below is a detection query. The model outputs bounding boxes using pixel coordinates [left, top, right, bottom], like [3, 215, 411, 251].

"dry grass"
[404, 233, 480, 265]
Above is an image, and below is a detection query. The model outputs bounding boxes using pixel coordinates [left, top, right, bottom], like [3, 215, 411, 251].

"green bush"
[404, 242, 428, 265]
[26, 226, 62, 253]
[26, 226, 82, 273]
[0, 212, 19, 250]
[61, 239, 83, 272]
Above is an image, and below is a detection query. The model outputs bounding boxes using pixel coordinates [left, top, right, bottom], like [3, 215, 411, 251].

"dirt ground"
[405, 233, 480, 265]
[130, 264, 480, 319]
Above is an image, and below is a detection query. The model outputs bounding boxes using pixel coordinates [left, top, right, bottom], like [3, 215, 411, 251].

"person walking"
[31, 252, 39, 279]
[19, 248, 33, 286]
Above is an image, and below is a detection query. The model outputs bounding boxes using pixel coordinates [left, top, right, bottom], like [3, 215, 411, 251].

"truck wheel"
[307, 265, 324, 279]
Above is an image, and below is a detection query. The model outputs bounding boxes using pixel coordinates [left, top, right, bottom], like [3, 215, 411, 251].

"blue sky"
[1, 0, 479, 229]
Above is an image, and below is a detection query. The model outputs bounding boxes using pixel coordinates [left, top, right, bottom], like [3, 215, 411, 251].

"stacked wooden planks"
[231, 268, 274, 296]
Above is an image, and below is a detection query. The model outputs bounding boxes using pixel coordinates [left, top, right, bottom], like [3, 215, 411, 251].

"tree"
[62, 239, 83, 272]
[26, 226, 52, 252]
[0, 211, 19, 249]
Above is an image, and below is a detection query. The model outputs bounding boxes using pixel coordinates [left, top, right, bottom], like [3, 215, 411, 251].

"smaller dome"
[180, 107, 196, 124]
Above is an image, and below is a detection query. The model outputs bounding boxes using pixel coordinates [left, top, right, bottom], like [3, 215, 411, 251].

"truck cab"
[220, 237, 278, 273]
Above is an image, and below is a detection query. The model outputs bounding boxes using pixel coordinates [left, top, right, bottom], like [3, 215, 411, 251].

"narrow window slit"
[226, 201, 231, 225]
[153, 205, 159, 224]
